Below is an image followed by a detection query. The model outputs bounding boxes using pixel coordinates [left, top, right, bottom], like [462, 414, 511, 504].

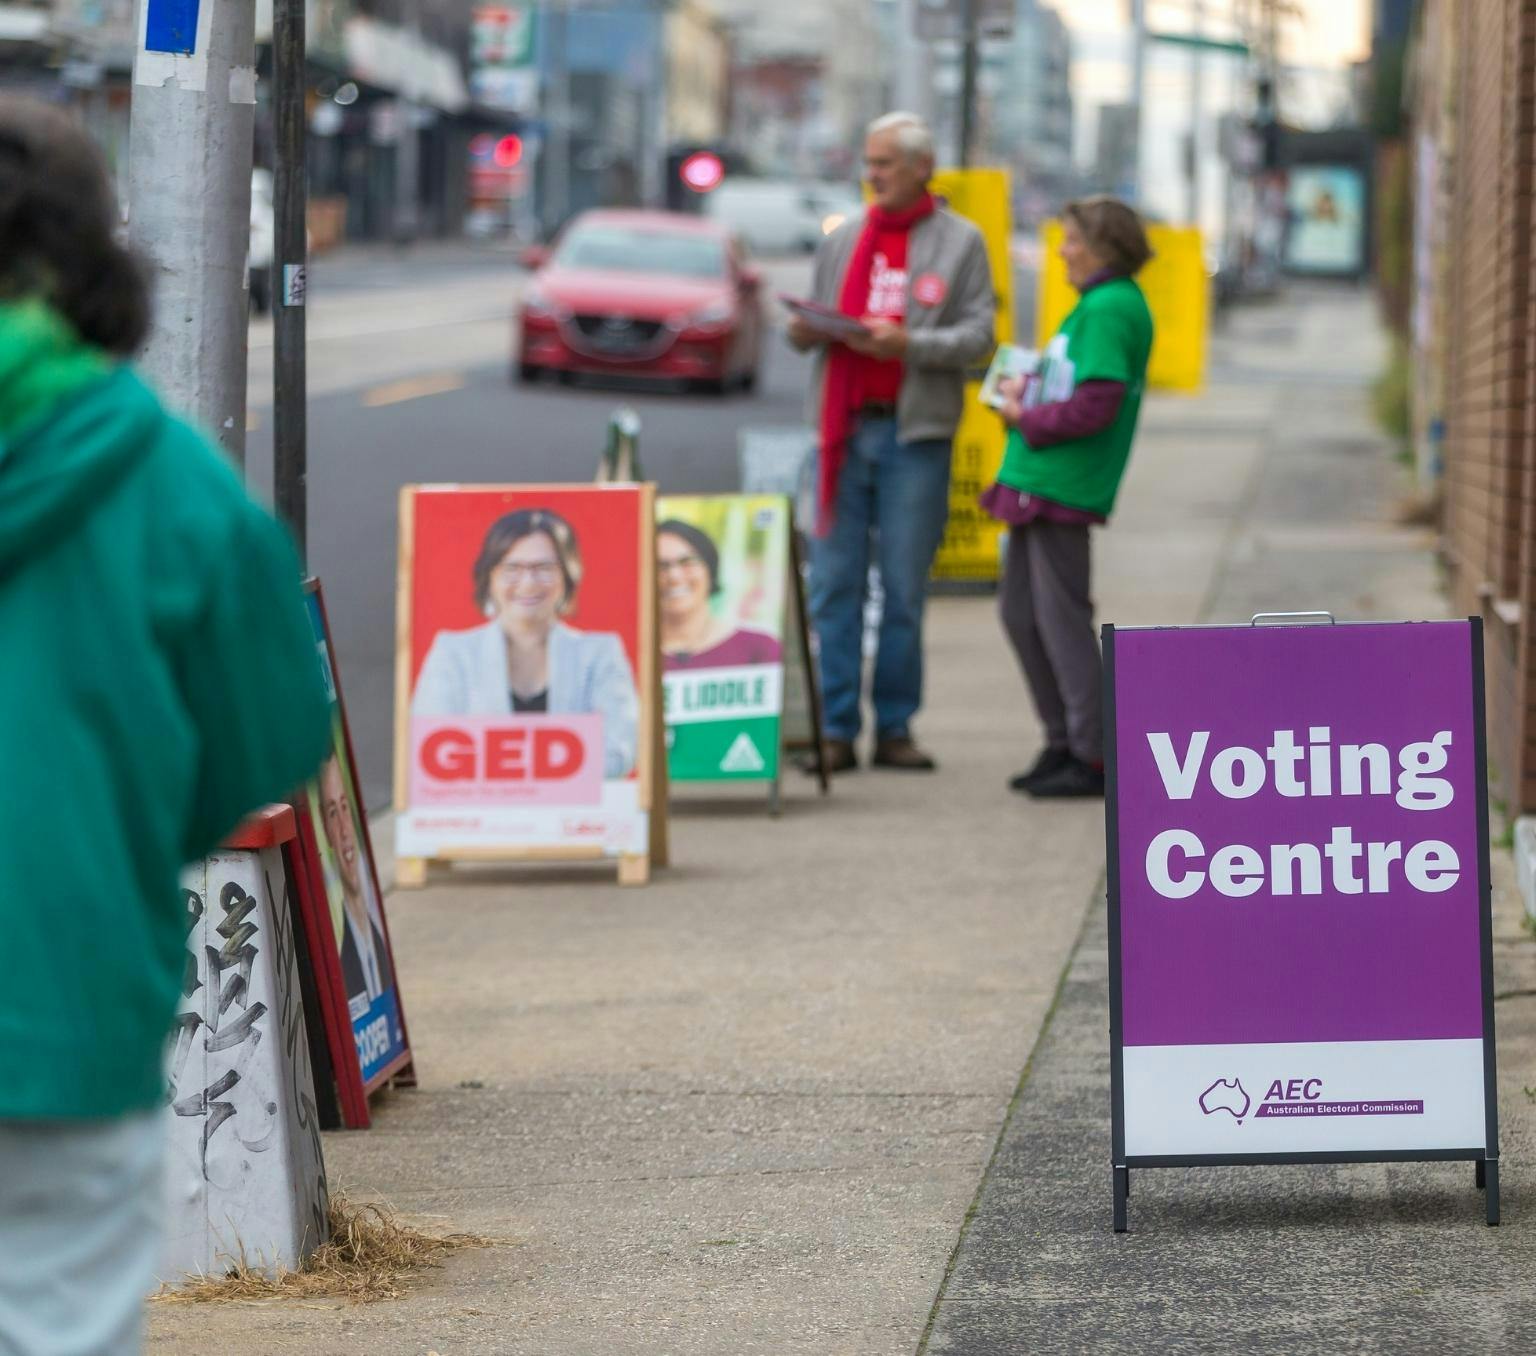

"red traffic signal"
[494, 135, 524, 169]
[679, 150, 725, 193]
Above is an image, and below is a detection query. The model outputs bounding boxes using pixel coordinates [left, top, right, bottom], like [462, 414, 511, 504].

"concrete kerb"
[915, 872, 1105, 1356]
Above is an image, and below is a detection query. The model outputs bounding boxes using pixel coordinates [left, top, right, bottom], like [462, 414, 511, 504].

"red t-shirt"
[858, 225, 909, 404]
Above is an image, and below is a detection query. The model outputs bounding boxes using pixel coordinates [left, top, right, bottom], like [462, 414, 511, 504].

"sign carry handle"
[1249, 611, 1337, 626]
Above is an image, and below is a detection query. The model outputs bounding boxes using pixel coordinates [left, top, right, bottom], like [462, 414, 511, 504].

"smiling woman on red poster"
[412, 505, 639, 776]
[397, 485, 654, 865]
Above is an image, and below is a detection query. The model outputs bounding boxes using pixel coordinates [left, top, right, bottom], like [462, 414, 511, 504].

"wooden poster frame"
[289, 580, 417, 1131]
[393, 482, 669, 888]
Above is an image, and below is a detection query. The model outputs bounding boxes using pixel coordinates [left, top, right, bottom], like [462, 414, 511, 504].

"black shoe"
[801, 738, 857, 775]
[1025, 756, 1105, 799]
[871, 735, 937, 771]
[1009, 746, 1072, 793]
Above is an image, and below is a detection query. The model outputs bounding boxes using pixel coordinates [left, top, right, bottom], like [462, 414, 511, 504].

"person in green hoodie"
[0, 98, 331, 1351]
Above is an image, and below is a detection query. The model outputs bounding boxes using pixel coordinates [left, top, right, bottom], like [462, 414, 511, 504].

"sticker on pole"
[1105, 619, 1499, 1225]
[136, 0, 212, 91]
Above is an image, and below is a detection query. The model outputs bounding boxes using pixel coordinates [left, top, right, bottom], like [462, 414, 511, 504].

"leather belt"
[857, 401, 898, 419]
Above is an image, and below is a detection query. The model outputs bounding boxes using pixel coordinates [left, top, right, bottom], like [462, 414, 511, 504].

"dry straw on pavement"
[152, 1191, 496, 1304]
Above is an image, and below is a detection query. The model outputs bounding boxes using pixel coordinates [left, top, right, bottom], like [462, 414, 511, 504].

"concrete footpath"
[149, 288, 1536, 1354]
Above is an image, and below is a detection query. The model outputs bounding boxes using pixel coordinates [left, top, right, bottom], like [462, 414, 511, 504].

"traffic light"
[678, 150, 725, 193]
[494, 135, 524, 169]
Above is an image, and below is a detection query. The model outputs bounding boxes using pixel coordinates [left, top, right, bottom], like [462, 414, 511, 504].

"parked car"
[515, 209, 764, 394]
[704, 179, 860, 255]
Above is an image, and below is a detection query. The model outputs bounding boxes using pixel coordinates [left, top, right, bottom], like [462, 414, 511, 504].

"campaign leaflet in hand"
[778, 294, 873, 341]
[978, 342, 1040, 410]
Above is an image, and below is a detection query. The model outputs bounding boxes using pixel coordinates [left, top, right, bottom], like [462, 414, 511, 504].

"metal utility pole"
[545, 0, 572, 235]
[273, 0, 308, 559]
[1187, 0, 1206, 228]
[128, 0, 258, 464]
[957, 0, 980, 166]
[1129, 0, 1147, 202]
[642, 0, 666, 208]
[897, 0, 935, 122]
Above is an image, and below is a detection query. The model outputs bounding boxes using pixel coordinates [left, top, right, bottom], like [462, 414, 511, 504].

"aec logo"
[1198, 1077, 1251, 1122]
[1199, 1076, 1328, 1124]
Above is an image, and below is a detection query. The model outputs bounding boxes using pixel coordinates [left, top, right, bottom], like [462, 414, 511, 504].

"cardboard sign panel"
[292, 583, 414, 1122]
[395, 484, 659, 871]
[927, 166, 1013, 585]
[657, 495, 790, 782]
[1106, 620, 1498, 1223]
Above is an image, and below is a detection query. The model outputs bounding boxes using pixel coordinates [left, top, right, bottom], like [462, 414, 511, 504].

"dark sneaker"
[1008, 746, 1072, 793]
[871, 735, 937, 771]
[1025, 756, 1105, 799]
[802, 738, 858, 775]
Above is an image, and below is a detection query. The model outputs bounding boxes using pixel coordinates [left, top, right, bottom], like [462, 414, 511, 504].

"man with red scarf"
[788, 112, 995, 773]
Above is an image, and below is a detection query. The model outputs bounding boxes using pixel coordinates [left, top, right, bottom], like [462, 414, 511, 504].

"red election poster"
[394, 484, 660, 873]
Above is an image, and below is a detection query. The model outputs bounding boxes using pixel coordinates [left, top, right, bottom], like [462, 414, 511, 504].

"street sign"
[914, 0, 1014, 41]
[471, 4, 537, 112]
[1150, 30, 1250, 57]
[1105, 618, 1500, 1231]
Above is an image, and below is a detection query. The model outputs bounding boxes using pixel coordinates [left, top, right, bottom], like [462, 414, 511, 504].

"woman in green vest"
[0, 98, 330, 1349]
[983, 197, 1154, 799]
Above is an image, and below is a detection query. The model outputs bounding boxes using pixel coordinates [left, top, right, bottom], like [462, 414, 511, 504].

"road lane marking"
[361, 372, 467, 408]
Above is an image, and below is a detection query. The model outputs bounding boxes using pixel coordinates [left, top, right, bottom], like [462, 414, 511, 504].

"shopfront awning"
[342, 17, 468, 114]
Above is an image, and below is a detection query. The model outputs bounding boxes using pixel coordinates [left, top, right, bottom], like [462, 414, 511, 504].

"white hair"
[867, 111, 936, 164]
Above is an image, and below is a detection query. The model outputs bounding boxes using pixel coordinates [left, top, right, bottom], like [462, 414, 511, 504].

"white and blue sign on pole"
[135, 0, 213, 92]
[145, 0, 201, 54]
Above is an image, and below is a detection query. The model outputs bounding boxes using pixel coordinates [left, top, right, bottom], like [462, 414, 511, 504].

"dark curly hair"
[0, 96, 150, 355]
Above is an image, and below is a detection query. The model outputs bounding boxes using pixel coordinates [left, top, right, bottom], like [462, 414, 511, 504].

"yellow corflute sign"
[928, 167, 1014, 584]
[1036, 221, 1209, 393]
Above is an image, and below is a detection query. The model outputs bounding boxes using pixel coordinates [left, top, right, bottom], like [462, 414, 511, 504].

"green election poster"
[657, 496, 789, 781]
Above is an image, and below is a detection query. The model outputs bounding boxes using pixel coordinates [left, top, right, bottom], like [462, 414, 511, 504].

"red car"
[515, 209, 764, 394]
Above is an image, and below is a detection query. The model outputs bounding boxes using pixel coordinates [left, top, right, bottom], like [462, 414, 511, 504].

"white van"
[704, 179, 861, 256]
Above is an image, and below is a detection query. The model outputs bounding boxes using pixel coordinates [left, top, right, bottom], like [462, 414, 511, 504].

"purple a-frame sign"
[1105, 617, 1499, 1231]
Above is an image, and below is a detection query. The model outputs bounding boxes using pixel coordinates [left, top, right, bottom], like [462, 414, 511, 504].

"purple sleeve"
[1014, 379, 1127, 449]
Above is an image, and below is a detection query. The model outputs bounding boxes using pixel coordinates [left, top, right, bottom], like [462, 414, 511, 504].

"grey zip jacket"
[792, 202, 997, 444]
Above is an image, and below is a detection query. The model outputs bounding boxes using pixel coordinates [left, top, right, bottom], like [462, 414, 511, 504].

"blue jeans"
[809, 417, 952, 742]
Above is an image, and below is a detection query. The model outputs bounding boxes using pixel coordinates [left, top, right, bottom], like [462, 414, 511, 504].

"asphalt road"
[243, 244, 819, 811]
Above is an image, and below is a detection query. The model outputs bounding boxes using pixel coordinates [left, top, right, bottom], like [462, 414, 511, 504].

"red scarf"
[816, 192, 937, 535]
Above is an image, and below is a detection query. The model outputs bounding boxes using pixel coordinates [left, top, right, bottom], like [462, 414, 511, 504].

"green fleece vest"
[997, 277, 1154, 518]
[0, 305, 330, 1118]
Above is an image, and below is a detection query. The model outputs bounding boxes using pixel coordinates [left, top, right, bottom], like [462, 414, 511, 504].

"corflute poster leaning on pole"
[395, 483, 665, 885]
[1105, 618, 1499, 1231]
[293, 581, 414, 1129]
[656, 495, 789, 782]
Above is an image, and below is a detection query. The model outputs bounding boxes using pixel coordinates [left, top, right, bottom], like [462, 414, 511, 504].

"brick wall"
[1437, 0, 1536, 818]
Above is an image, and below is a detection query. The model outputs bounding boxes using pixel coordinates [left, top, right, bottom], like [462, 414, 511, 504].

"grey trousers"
[998, 520, 1103, 764]
[0, 1112, 162, 1355]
